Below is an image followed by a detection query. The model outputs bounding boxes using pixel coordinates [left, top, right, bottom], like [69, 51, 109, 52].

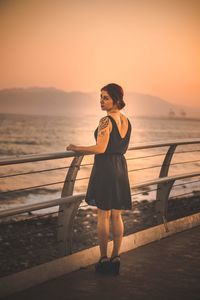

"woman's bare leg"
[97, 208, 111, 259]
[111, 209, 124, 259]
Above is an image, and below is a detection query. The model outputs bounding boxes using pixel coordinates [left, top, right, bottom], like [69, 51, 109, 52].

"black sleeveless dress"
[85, 115, 132, 211]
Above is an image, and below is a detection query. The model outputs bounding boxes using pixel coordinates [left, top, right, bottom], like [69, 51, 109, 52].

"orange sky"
[0, 0, 200, 107]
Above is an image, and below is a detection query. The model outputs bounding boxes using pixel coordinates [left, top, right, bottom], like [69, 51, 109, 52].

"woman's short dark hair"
[101, 83, 126, 110]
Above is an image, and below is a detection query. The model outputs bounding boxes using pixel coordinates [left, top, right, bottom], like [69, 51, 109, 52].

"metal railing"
[0, 138, 200, 262]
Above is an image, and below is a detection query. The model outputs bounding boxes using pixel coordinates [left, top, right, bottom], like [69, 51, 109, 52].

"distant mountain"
[0, 87, 95, 116]
[125, 92, 200, 119]
[0, 87, 199, 119]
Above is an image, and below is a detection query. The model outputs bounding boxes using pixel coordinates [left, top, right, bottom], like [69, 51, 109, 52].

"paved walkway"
[3, 226, 200, 300]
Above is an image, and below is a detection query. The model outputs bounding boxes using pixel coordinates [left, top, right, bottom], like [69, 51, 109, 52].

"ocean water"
[0, 113, 200, 213]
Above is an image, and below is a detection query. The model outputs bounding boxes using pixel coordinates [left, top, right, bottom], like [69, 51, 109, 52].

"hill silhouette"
[0, 87, 199, 119]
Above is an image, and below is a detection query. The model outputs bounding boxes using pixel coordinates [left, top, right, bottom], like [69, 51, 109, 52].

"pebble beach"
[0, 194, 200, 278]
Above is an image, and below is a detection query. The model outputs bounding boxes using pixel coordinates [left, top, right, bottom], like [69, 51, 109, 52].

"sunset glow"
[0, 0, 200, 107]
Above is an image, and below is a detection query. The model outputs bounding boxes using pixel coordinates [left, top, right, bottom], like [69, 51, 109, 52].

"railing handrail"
[0, 138, 200, 166]
[0, 138, 199, 256]
[0, 170, 199, 219]
[0, 194, 86, 218]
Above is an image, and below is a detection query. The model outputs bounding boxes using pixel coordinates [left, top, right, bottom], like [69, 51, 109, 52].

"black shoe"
[95, 256, 110, 274]
[110, 255, 120, 275]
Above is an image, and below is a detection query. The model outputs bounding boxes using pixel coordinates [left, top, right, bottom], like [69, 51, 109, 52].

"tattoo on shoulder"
[98, 117, 109, 131]
[99, 130, 105, 137]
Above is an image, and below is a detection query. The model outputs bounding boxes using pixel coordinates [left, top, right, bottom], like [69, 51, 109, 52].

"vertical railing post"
[57, 154, 84, 256]
[156, 144, 177, 231]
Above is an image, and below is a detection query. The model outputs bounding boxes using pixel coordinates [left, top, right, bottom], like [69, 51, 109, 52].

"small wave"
[0, 149, 28, 156]
[0, 140, 44, 145]
[0, 187, 60, 201]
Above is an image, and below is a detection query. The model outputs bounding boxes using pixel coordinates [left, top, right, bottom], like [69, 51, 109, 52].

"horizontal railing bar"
[0, 181, 65, 197]
[126, 149, 200, 161]
[0, 138, 199, 166]
[169, 191, 199, 199]
[0, 166, 70, 179]
[169, 159, 200, 165]
[172, 179, 200, 188]
[128, 138, 200, 151]
[128, 159, 200, 173]
[134, 171, 200, 189]
[126, 154, 167, 161]
[128, 165, 165, 173]
[0, 194, 86, 218]
[2, 157, 199, 183]
[1, 171, 199, 219]
[0, 152, 76, 166]
[0, 162, 93, 179]
[130, 178, 200, 196]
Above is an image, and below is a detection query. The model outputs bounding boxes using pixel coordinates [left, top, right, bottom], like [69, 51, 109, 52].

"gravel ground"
[0, 195, 200, 278]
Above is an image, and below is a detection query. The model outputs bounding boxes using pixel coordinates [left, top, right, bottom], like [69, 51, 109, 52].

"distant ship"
[168, 108, 176, 118]
[179, 109, 186, 118]
[168, 108, 187, 119]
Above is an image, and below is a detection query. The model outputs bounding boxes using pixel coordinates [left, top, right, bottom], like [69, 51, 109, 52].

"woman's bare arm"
[66, 116, 110, 154]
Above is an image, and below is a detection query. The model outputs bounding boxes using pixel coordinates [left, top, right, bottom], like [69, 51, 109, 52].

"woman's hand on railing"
[66, 144, 77, 151]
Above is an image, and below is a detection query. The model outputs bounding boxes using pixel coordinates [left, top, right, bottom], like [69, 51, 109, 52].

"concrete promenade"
[3, 225, 200, 300]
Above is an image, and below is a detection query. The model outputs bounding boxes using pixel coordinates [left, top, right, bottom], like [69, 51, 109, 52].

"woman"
[66, 83, 132, 275]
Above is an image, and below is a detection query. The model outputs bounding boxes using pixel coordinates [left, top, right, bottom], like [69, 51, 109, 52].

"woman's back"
[108, 113, 129, 139]
[94, 114, 132, 155]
